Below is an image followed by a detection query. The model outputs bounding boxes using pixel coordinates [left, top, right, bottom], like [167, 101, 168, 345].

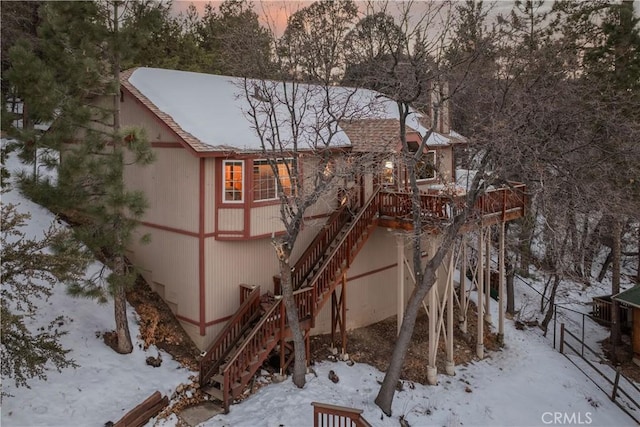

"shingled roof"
[120, 67, 452, 156]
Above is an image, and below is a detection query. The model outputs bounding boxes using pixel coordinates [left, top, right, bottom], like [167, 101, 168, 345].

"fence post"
[581, 313, 585, 357]
[559, 323, 565, 354]
[553, 304, 557, 349]
[611, 367, 621, 402]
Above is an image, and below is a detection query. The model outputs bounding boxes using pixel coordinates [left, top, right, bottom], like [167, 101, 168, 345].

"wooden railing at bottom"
[113, 391, 168, 427]
[199, 285, 261, 385]
[311, 402, 372, 427]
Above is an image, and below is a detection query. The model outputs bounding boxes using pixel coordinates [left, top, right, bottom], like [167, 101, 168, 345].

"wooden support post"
[427, 276, 438, 385]
[559, 323, 565, 354]
[305, 329, 311, 367]
[331, 291, 337, 352]
[341, 274, 347, 355]
[446, 250, 455, 376]
[460, 237, 467, 333]
[498, 221, 505, 345]
[397, 235, 405, 335]
[484, 228, 492, 323]
[477, 228, 485, 359]
[279, 298, 286, 376]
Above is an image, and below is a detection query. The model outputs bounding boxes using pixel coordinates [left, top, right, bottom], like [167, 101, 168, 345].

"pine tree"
[1, 156, 93, 394]
[10, 0, 155, 354]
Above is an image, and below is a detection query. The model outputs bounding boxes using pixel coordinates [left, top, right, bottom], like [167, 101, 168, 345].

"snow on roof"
[124, 67, 450, 154]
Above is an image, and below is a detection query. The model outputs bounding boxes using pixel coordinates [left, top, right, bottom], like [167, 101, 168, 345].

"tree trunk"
[597, 248, 613, 282]
[114, 263, 133, 354]
[278, 248, 307, 388]
[610, 217, 622, 350]
[583, 215, 604, 285]
[540, 273, 561, 336]
[375, 274, 435, 415]
[111, 1, 132, 355]
[505, 257, 516, 315]
[518, 209, 536, 275]
[504, 222, 516, 315]
[636, 226, 640, 284]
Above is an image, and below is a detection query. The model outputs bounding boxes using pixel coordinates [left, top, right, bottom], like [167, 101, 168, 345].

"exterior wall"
[312, 230, 448, 335]
[313, 228, 399, 333]
[200, 214, 331, 347]
[124, 147, 199, 232]
[121, 91, 182, 144]
[129, 225, 200, 324]
[436, 146, 454, 182]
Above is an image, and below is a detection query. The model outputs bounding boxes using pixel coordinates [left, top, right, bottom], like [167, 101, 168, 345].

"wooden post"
[484, 228, 492, 323]
[341, 274, 347, 355]
[446, 250, 455, 375]
[427, 280, 438, 385]
[397, 234, 405, 335]
[331, 291, 337, 351]
[611, 367, 621, 401]
[279, 298, 285, 375]
[559, 323, 565, 354]
[477, 228, 484, 359]
[498, 221, 505, 344]
[460, 237, 467, 333]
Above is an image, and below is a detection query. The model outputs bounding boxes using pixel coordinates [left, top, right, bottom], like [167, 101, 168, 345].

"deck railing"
[591, 295, 630, 326]
[379, 183, 526, 223]
[311, 402, 372, 427]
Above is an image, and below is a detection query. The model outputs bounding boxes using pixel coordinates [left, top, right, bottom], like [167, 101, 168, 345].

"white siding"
[217, 208, 244, 231]
[124, 147, 199, 233]
[250, 205, 285, 236]
[129, 226, 200, 321]
[204, 237, 280, 326]
[121, 93, 181, 143]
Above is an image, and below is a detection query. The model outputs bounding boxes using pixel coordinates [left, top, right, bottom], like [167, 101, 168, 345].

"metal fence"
[559, 323, 640, 423]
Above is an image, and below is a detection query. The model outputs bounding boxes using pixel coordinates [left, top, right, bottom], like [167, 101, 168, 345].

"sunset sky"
[171, 1, 313, 35]
[169, 1, 526, 37]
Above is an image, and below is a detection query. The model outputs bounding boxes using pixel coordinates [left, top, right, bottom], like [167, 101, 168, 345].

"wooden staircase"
[198, 183, 527, 412]
[199, 187, 381, 412]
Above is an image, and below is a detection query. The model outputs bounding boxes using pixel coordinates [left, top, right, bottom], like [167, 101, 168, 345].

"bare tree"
[241, 73, 382, 387]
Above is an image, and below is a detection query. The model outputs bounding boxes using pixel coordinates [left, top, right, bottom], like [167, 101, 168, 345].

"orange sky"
[171, 1, 314, 36]
[169, 1, 524, 37]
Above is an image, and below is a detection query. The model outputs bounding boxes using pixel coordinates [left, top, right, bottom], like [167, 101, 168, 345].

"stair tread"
[202, 385, 224, 401]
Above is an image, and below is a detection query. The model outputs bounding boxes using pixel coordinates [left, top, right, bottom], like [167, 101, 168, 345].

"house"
[90, 67, 525, 409]
[612, 285, 640, 366]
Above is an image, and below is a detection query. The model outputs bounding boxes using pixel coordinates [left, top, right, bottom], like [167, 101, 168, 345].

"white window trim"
[416, 150, 437, 182]
[222, 160, 244, 203]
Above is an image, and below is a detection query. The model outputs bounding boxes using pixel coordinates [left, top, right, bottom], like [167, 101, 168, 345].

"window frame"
[222, 160, 245, 203]
[251, 158, 294, 202]
[415, 150, 437, 181]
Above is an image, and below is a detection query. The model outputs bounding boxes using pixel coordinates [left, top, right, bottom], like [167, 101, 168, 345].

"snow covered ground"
[1, 144, 637, 426]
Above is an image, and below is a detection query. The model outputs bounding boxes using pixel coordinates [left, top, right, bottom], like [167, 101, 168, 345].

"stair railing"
[292, 186, 361, 290]
[220, 296, 284, 410]
[301, 186, 382, 318]
[199, 285, 261, 386]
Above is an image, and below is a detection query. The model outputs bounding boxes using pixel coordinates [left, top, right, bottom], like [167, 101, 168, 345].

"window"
[408, 142, 436, 181]
[223, 160, 244, 202]
[252, 159, 294, 201]
[383, 160, 395, 184]
[416, 151, 436, 180]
